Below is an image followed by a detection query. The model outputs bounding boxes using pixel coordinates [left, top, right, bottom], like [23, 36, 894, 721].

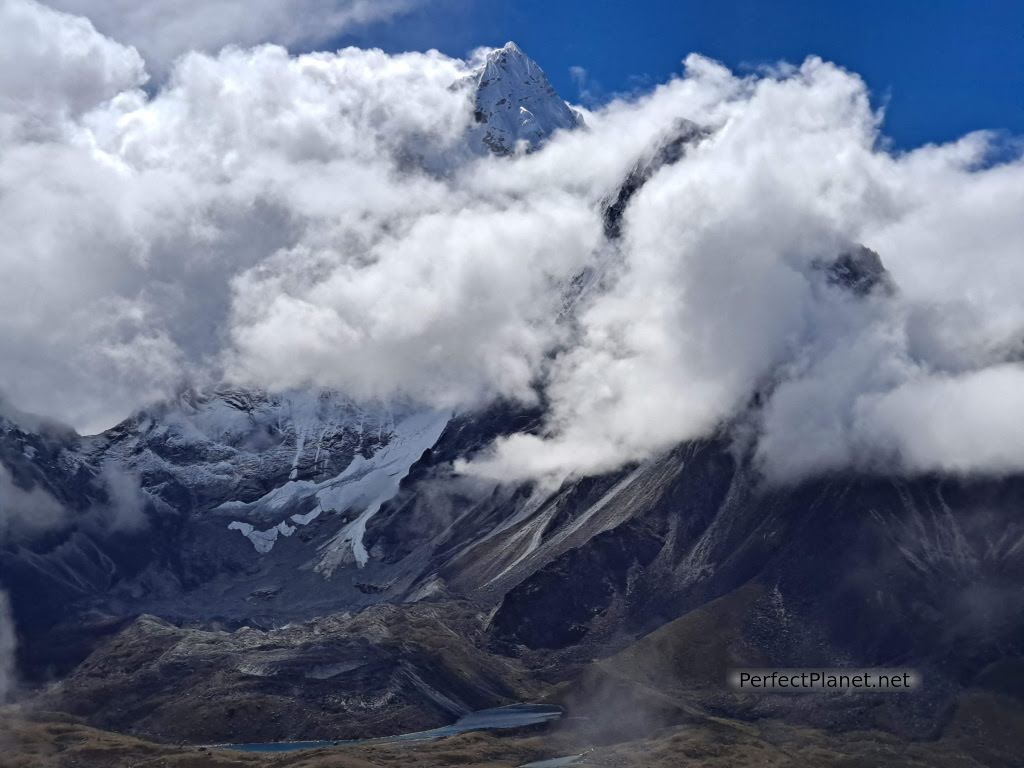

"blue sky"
[337, 0, 1024, 151]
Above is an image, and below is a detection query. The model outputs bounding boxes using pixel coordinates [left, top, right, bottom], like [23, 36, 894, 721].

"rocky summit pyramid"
[471, 41, 584, 155]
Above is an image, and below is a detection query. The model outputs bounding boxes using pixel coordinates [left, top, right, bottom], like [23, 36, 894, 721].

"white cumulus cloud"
[1, 1, 1023, 485]
[45, 0, 420, 74]
[0, 0, 146, 139]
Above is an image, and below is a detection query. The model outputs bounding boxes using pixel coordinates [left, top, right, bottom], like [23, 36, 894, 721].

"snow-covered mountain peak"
[481, 41, 540, 84]
[471, 40, 583, 155]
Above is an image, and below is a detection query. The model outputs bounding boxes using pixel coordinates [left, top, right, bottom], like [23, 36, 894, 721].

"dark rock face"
[90, 388, 393, 512]
[817, 244, 895, 296]
[362, 401, 544, 575]
[603, 118, 708, 239]
[491, 520, 664, 649]
[10, 374, 1024, 737]
[0, 389, 448, 679]
[16, 401, 1024, 744]
[483, 449, 1024, 736]
[36, 603, 538, 744]
[0, 405, 166, 674]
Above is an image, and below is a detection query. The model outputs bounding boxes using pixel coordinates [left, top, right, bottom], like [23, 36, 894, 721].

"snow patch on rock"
[228, 520, 296, 554]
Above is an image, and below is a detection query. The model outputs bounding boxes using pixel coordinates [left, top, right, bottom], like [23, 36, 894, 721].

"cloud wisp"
[44, 0, 421, 75]
[0, 590, 15, 704]
[1, 0, 1023, 485]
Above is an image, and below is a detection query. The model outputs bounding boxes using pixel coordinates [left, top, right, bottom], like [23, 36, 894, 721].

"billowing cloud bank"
[45, 0, 418, 74]
[1, 0, 1023, 484]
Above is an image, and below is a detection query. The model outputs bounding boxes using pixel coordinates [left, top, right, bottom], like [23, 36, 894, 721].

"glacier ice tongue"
[314, 409, 450, 576]
[221, 407, 449, 565]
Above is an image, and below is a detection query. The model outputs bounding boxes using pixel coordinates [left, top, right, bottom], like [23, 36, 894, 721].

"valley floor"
[3, 697, 1021, 768]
